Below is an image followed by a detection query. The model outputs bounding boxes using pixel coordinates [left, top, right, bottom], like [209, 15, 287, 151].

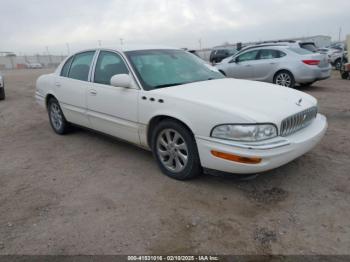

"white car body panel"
[87, 82, 140, 144]
[36, 47, 327, 175]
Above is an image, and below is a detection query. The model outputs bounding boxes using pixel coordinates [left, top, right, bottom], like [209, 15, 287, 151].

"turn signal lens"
[211, 150, 262, 164]
[302, 60, 320, 66]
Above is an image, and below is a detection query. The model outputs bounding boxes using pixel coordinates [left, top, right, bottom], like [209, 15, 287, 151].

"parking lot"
[0, 69, 349, 255]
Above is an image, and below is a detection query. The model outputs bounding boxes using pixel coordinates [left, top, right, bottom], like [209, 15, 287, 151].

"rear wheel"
[151, 120, 202, 180]
[47, 98, 70, 135]
[274, 70, 295, 88]
[334, 58, 342, 70]
[341, 71, 349, 80]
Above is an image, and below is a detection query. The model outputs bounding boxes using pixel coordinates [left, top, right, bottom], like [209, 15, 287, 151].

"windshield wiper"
[153, 82, 188, 89]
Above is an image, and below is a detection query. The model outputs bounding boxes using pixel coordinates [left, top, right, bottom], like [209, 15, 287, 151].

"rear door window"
[68, 51, 95, 81]
[237, 50, 259, 62]
[258, 49, 286, 59]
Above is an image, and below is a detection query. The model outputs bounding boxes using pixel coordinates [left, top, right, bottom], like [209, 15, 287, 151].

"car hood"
[151, 78, 317, 123]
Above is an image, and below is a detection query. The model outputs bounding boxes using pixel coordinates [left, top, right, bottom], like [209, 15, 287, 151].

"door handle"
[245, 65, 252, 67]
[89, 89, 97, 95]
[270, 62, 276, 65]
[55, 82, 61, 87]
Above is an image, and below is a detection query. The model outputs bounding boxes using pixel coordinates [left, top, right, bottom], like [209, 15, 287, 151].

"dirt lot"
[0, 69, 349, 255]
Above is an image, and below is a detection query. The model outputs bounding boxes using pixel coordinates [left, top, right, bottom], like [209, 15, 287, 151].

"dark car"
[340, 52, 349, 80]
[210, 48, 237, 64]
[0, 74, 5, 101]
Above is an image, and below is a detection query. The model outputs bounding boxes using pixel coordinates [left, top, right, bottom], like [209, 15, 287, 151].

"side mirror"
[229, 57, 239, 63]
[110, 74, 132, 88]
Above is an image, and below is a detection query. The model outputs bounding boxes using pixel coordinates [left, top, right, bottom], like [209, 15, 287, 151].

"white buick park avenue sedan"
[36, 47, 327, 180]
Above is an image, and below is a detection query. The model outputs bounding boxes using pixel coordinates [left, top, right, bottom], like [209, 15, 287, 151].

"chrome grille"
[280, 107, 318, 137]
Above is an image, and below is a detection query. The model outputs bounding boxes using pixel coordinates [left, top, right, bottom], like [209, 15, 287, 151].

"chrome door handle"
[245, 64, 252, 67]
[55, 82, 61, 87]
[89, 89, 97, 95]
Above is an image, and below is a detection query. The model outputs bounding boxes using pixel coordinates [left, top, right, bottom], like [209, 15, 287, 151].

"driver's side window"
[94, 51, 129, 85]
[237, 50, 259, 62]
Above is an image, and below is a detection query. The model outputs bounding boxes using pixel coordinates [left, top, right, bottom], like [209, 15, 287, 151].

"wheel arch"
[273, 68, 295, 82]
[45, 93, 58, 109]
[146, 115, 195, 148]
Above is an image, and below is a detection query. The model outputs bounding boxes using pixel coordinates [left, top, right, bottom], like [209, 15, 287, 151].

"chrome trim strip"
[196, 136, 290, 150]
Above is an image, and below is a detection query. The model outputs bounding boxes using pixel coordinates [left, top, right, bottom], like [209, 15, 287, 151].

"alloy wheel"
[156, 129, 189, 173]
[275, 73, 292, 87]
[50, 103, 63, 131]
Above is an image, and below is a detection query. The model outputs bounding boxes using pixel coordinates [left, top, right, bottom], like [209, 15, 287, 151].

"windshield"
[125, 49, 224, 91]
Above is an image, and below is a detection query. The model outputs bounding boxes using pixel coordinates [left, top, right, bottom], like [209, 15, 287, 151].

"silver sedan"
[216, 45, 331, 88]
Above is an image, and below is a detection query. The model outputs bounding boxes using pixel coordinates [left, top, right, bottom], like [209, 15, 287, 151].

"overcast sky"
[1, 0, 349, 55]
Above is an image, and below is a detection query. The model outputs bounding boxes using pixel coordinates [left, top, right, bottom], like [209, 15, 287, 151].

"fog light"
[211, 150, 262, 164]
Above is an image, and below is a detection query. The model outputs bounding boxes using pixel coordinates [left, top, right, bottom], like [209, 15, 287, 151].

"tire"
[151, 120, 202, 180]
[0, 87, 5, 101]
[341, 72, 349, 80]
[334, 59, 342, 70]
[47, 97, 70, 135]
[300, 82, 314, 87]
[274, 70, 295, 88]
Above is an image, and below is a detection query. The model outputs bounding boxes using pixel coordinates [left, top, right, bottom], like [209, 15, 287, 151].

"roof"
[79, 45, 181, 53]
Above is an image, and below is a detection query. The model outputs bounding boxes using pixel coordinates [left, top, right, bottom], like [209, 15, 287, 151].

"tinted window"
[259, 49, 286, 59]
[289, 48, 313, 55]
[300, 43, 317, 52]
[60, 56, 74, 77]
[237, 50, 259, 62]
[68, 51, 95, 81]
[94, 51, 129, 85]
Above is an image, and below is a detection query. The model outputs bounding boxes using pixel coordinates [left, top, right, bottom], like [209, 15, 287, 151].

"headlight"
[211, 124, 278, 142]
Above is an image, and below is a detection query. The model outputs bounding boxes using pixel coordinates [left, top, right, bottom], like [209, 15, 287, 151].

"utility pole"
[46, 46, 52, 66]
[98, 40, 102, 47]
[198, 38, 202, 50]
[339, 27, 342, 42]
[120, 38, 124, 47]
[66, 43, 70, 55]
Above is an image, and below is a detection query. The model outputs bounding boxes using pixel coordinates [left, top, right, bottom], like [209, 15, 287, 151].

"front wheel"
[274, 71, 295, 88]
[151, 120, 202, 180]
[48, 98, 70, 135]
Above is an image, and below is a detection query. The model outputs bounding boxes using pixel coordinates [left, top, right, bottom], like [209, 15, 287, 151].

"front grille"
[280, 107, 318, 137]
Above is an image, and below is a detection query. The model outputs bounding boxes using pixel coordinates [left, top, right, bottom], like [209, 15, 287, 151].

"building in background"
[0, 53, 66, 70]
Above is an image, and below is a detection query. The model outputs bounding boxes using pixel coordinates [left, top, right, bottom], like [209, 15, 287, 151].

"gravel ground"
[0, 69, 349, 255]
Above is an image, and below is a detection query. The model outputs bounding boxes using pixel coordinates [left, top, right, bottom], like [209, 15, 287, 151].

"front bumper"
[196, 114, 327, 174]
[35, 91, 46, 108]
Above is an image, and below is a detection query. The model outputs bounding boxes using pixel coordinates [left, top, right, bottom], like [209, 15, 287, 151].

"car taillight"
[303, 60, 320, 65]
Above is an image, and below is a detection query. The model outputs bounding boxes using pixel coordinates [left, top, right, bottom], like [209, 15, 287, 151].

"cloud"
[0, 0, 349, 54]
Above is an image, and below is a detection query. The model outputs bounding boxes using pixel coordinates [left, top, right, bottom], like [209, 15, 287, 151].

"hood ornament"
[296, 98, 303, 106]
